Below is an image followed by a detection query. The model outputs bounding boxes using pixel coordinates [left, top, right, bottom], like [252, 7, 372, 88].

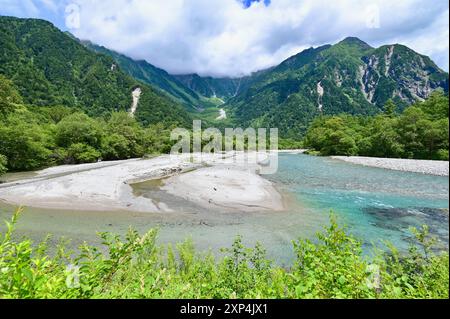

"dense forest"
[1, 73, 448, 178]
[0, 74, 175, 173]
[304, 91, 449, 160]
[0, 72, 302, 175]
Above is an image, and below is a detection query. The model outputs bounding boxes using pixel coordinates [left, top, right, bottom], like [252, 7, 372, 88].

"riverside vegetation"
[0, 209, 448, 299]
[0, 74, 177, 172]
[304, 91, 449, 160]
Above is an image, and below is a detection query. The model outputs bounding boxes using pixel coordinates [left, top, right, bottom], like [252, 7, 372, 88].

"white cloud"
[381, 8, 449, 71]
[2, 0, 448, 76]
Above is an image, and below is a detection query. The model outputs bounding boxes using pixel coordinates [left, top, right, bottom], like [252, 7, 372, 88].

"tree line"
[304, 91, 449, 160]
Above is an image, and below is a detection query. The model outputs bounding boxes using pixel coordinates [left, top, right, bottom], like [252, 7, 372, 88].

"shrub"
[66, 143, 101, 164]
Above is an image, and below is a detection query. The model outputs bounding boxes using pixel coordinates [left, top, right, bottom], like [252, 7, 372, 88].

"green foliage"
[304, 92, 449, 160]
[0, 112, 53, 171]
[0, 210, 448, 299]
[101, 112, 146, 159]
[0, 108, 176, 170]
[0, 154, 7, 176]
[66, 143, 101, 164]
[383, 99, 397, 117]
[0, 74, 23, 117]
[291, 216, 371, 298]
[304, 115, 361, 156]
[278, 138, 303, 150]
[0, 71, 176, 171]
[55, 113, 103, 149]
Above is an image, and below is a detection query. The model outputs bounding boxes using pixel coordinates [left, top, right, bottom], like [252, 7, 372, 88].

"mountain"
[225, 37, 449, 137]
[0, 16, 191, 126]
[1, 16, 446, 137]
[173, 73, 259, 100]
[82, 42, 214, 110]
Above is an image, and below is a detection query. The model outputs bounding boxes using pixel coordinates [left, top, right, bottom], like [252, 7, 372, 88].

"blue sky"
[0, 0, 448, 76]
[243, 0, 271, 8]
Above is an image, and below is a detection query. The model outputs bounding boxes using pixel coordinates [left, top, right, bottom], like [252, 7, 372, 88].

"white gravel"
[332, 156, 449, 176]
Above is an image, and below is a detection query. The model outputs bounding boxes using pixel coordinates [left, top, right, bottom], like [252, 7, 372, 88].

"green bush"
[0, 210, 448, 299]
[101, 112, 146, 160]
[66, 143, 101, 164]
[55, 113, 104, 149]
[436, 149, 449, 161]
[0, 116, 53, 171]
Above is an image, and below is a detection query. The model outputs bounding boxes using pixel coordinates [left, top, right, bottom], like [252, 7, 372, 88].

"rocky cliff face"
[360, 44, 448, 106]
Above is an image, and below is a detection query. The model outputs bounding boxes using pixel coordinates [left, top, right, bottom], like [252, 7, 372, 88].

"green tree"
[383, 99, 397, 118]
[418, 117, 449, 159]
[101, 134, 133, 160]
[304, 116, 359, 156]
[55, 113, 104, 149]
[0, 114, 53, 171]
[0, 74, 23, 116]
[365, 116, 403, 158]
[417, 90, 449, 120]
[66, 143, 101, 164]
[101, 112, 145, 160]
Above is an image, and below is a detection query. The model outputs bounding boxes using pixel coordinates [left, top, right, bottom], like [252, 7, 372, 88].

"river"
[0, 153, 448, 265]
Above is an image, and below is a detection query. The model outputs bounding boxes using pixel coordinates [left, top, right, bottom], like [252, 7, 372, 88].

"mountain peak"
[338, 37, 373, 50]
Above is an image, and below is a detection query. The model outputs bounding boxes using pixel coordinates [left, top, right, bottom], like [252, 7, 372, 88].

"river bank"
[332, 156, 449, 176]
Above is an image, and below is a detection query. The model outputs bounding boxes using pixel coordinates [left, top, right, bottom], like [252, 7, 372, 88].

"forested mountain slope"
[224, 37, 449, 137]
[83, 42, 215, 110]
[0, 16, 191, 127]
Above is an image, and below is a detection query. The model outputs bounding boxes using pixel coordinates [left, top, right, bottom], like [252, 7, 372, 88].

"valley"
[0, 13, 449, 300]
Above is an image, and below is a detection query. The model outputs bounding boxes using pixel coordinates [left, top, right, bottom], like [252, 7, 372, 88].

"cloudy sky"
[0, 0, 448, 77]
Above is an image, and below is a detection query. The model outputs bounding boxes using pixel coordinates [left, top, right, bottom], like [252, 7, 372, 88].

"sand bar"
[0, 152, 283, 213]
